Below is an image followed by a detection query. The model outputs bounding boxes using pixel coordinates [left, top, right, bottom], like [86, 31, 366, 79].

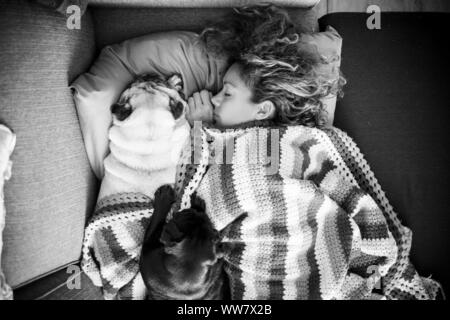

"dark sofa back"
[90, 5, 319, 50]
[319, 12, 450, 292]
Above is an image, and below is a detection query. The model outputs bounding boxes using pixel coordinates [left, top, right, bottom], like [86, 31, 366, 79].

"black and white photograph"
[0, 0, 449, 309]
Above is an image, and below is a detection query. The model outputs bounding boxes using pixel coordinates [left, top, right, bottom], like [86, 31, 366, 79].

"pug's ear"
[167, 74, 183, 92]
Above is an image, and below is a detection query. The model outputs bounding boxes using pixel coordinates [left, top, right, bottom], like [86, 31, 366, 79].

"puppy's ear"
[190, 192, 206, 212]
[167, 74, 183, 93]
[212, 229, 220, 243]
[169, 100, 185, 120]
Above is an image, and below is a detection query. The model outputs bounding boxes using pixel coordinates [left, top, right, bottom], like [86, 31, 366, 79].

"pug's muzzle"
[111, 74, 186, 122]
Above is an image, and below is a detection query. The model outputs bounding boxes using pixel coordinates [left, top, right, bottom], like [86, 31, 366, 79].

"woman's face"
[211, 63, 261, 127]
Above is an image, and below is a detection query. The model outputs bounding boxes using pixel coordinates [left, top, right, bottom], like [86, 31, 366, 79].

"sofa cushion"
[319, 12, 450, 292]
[90, 6, 320, 50]
[0, 0, 98, 288]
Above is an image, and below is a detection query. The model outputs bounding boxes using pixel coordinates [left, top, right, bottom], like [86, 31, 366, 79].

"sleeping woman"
[158, 4, 439, 300]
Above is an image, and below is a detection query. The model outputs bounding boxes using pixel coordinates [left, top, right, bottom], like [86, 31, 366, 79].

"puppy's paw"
[154, 184, 175, 205]
[167, 74, 183, 93]
[190, 192, 206, 212]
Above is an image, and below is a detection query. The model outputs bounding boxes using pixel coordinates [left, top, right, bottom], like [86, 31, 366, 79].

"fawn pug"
[98, 74, 190, 200]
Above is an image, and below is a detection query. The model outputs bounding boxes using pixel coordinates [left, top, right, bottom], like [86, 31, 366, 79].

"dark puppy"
[140, 185, 225, 300]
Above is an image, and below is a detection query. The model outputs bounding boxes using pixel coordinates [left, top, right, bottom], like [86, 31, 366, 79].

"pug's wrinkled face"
[111, 74, 187, 123]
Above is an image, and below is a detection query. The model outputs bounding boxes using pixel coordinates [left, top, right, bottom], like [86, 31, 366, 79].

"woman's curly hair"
[199, 3, 346, 127]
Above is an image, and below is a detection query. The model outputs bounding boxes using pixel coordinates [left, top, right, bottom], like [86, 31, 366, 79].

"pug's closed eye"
[111, 102, 132, 121]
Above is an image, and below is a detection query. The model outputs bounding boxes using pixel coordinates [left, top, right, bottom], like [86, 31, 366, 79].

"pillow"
[0, 124, 15, 300]
[71, 28, 343, 179]
[71, 31, 227, 179]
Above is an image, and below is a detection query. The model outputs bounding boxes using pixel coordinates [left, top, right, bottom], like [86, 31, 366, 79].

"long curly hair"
[199, 3, 346, 127]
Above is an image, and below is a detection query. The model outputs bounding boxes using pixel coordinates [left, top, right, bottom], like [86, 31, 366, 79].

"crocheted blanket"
[81, 122, 443, 300]
[174, 122, 443, 300]
[81, 193, 152, 300]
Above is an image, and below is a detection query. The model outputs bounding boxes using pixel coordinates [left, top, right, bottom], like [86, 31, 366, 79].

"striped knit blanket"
[81, 121, 443, 300]
[174, 121, 443, 300]
[81, 193, 152, 300]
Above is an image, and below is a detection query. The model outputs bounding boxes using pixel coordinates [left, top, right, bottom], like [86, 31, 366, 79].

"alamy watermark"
[366, 5, 381, 30]
[66, 5, 81, 30]
[177, 121, 280, 176]
[367, 265, 382, 290]
[66, 265, 81, 290]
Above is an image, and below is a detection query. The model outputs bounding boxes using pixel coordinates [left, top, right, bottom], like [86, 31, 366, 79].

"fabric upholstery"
[90, 6, 319, 50]
[34, 0, 88, 16]
[319, 12, 450, 292]
[88, 0, 320, 8]
[13, 263, 103, 300]
[0, 0, 98, 288]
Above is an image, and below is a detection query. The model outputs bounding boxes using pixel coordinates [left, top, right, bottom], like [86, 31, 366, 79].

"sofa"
[0, 0, 448, 300]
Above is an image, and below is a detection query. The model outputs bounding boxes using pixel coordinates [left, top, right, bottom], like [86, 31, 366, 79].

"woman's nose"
[211, 93, 221, 109]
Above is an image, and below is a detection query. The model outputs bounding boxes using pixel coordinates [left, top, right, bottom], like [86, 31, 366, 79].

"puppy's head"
[110, 74, 186, 124]
[159, 194, 222, 286]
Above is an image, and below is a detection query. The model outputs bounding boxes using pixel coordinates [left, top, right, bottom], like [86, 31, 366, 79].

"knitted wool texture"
[81, 123, 443, 300]
[81, 193, 152, 300]
[174, 122, 442, 300]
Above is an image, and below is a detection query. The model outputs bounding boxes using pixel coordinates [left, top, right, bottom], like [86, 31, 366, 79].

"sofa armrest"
[13, 263, 103, 300]
[0, 0, 98, 289]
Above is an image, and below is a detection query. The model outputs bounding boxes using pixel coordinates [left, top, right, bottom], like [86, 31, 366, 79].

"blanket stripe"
[81, 124, 444, 300]
[322, 127, 443, 300]
[176, 124, 443, 300]
[81, 193, 152, 300]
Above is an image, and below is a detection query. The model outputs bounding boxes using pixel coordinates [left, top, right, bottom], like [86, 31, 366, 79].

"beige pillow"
[71, 28, 342, 179]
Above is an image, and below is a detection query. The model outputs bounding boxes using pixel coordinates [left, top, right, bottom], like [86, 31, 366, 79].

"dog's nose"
[111, 103, 132, 121]
[170, 100, 185, 120]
